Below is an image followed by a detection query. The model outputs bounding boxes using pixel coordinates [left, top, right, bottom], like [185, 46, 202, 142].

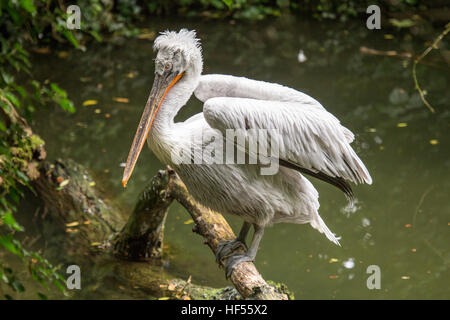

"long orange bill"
[121, 71, 184, 187]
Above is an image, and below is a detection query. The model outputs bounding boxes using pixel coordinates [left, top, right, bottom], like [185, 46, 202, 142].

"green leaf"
[89, 30, 102, 42]
[50, 83, 67, 98]
[37, 292, 48, 300]
[62, 30, 79, 48]
[0, 235, 21, 255]
[4, 91, 20, 108]
[389, 18, 416, 28]
[58, 98, 75, 113]
[15, 169, 29, 183]
[2, 211, 24, 231]
[19, 0, 37, 14]
[221, 0, 233, 10]
[1, 72, 14, 85]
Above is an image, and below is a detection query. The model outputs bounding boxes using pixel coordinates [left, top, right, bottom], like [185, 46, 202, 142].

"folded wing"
[201, 95, 372, 201]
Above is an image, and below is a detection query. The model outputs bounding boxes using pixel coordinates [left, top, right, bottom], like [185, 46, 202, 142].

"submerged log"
[113, 170, 171, 260]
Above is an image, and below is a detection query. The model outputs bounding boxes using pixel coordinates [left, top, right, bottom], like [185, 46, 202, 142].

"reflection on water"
[26, 16, 449, 299]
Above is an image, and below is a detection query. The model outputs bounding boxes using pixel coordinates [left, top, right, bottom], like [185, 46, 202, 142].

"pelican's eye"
[164, 61, 172, 71]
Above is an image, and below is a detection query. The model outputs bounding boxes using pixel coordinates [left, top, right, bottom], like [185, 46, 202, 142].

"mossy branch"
[116, 167, 289, 300]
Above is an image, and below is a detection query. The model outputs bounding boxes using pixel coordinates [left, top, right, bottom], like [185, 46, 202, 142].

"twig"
[412, 185, 434, 227]
[360, 46, 412, 59]
[412, 23, 450, 113]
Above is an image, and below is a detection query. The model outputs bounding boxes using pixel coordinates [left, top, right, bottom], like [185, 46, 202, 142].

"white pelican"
[122, 29, 372, 277]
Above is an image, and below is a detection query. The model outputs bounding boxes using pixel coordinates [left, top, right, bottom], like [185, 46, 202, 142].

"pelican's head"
[121, 29, 202, 187]
[153, 29, 203, 79]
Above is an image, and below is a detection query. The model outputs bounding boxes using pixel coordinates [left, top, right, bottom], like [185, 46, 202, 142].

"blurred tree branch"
[412, 23, 450, 113]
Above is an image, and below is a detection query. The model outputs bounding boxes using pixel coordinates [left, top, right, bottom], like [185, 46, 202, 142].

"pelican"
[122, 29, 372, 277]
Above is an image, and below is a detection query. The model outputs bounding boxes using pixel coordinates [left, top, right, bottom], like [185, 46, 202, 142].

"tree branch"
[115, 167, 289, 300]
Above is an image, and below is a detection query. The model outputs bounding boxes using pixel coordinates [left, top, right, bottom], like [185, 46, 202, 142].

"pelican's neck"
[148, 73, 199, 161]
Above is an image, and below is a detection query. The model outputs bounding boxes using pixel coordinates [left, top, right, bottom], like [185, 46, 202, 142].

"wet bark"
[113, 167, 289, 300]
[113, 170, 171, 261]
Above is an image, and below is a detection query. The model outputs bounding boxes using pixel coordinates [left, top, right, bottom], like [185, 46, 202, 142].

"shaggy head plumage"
[153, 29, 203, 77]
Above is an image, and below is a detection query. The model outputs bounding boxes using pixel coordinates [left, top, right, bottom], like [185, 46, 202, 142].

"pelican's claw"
[215, 239, 247, 264]
[224, 254, 254, 279]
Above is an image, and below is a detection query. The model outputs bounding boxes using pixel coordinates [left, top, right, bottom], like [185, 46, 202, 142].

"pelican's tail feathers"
[310, 215, 341, 246]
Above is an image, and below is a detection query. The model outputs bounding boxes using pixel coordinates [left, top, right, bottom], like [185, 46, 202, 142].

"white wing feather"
[196, 75, 372, 186]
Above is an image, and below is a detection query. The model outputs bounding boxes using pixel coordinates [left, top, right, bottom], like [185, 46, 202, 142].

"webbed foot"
[215, 239, 247, 263]
[224, 254, 254, 279]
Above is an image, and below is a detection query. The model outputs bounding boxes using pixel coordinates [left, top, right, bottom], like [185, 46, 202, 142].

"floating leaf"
[138, 32, 156, 40]
[183, 219, 194, 225]
[82, 100, 98, 107]
[429, 139, 439, 145]
[66, 221, 79, 227]
[328, 258, 339, 263]
[57, 51, 69, 59]
[397, 123, 408, 128]
[158, 297, 170, 300]
[125, 72, 137, 79]
[113, 97, 129, 103]
[389, 18, 416, 28]
[59, 179, 70, 188]
[33, 47, 51, 54]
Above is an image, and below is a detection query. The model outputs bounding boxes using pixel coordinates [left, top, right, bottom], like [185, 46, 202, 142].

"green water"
[25, 17, 449, 299]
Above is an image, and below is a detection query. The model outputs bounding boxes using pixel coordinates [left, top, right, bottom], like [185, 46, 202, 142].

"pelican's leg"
[224, 224, 264, 279]
[215, 221, 251, 263]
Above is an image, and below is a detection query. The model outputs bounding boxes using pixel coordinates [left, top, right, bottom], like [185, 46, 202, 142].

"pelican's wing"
[201, 96, 372, 200]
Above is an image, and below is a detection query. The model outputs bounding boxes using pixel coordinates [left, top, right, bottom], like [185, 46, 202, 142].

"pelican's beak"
[121, 70, 184, 187]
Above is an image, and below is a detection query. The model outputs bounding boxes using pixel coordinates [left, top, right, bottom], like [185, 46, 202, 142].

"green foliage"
[139, 0, 430, 21]
[0, 0, 85, 299]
